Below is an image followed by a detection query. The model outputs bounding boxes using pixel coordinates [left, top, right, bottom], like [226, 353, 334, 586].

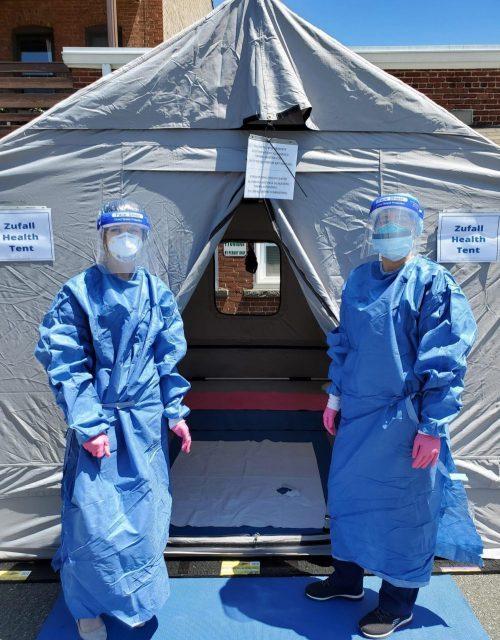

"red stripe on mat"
[185, 391, 325, 411]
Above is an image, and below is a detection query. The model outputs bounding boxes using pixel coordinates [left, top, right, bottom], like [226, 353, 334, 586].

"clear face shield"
[362, 204, 423, 262]
[96, 222, 155, 277]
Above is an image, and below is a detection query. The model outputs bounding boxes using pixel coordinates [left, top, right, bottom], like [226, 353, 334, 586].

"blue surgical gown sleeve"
[326, 285, 350, 397]
[35, 287, 109, 445]
[154, 285, 191, 424]
[415, 270, 477, 438]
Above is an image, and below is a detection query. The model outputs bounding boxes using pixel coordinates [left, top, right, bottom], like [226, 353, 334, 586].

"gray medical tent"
[0, 0, 498, 560]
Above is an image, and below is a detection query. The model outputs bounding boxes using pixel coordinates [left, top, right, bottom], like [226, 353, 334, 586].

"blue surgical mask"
[372, 236, 413, 261]
[372, 223, 414, 260]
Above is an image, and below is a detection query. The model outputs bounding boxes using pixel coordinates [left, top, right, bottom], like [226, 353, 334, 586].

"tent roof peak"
[3, 0, 476, 137]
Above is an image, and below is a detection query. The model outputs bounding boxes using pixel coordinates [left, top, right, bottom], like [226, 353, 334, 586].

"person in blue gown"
[305, 194, 483, 639]
[35, 199, 192, 640]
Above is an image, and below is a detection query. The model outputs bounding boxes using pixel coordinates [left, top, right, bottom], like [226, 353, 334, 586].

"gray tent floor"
[0, 564, 498, 640]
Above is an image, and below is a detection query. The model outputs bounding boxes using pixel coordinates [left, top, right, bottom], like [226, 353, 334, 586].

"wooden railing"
[0, 62, 74, 135]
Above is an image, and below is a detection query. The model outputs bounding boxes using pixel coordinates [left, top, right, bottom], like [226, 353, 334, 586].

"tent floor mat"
[36, 575, 489, 640]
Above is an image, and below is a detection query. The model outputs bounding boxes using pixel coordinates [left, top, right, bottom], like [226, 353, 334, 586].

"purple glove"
[412, 433, 441, 469]
[83, 434, 110, 458]
[171, 420, 192, 454]
[323, 408, 338, 436]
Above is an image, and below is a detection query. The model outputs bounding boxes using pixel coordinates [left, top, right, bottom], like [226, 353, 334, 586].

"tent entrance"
[169, 201, 331, 556]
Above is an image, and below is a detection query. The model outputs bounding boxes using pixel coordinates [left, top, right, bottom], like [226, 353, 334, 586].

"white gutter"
[62, 47, 149, 71]
[62, 44, 500, 73]
[353, 45, 500, 69]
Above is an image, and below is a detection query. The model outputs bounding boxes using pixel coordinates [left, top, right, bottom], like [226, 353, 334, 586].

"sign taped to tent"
[437, 212, 500, 263]
[244, 134, 298, 200]
[0, 207, 54, 262]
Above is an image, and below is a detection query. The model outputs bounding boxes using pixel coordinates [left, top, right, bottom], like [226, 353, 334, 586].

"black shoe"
[305, 575, 364, 601]
[359, 607, 413, 638]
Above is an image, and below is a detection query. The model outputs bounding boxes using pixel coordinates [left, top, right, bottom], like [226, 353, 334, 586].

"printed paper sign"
[437, 213, 499, 263]
[0, 207, 54, 262]
[244, 134, 298, 200]
[224, 242, 247, 257]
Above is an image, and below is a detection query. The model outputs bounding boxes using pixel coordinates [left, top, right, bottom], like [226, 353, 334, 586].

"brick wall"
[119, 0, 164, 47]
[71, 68, 102, 89]
[0, 0, 167, 61]
[0, 0, 106, 61]
[215, 245, 280, 316]
[390, 69, 500, 126]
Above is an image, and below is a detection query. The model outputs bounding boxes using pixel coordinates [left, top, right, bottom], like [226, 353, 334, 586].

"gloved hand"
[171, 420, 192, 454]
[323, 408, 338, 436]
[83, 433, 110, 458]
[412, 433, 441, 469]
[323, 395, 340, 436]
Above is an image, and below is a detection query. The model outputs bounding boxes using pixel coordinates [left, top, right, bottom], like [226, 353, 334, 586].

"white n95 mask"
[108, 233, 143, 262]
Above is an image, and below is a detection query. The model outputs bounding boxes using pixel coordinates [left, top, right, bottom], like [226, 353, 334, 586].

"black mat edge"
[0, 556, 498, 583]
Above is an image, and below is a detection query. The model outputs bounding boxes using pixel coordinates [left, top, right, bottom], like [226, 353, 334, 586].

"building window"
[254, 242, 281, 288]
[214, 241, 281, 316]
[85, 25, 123, 47]
[13, 27, 54, 62]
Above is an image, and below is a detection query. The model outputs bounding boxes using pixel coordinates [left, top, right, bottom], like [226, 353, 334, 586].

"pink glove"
[83, 433, 110, 458]
[412, 433, 441, 469]
[323, 408, 338, 436]
[171, 420, 192, 454]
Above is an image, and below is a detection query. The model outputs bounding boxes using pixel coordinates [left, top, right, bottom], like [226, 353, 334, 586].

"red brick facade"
[390, 69, 500, 127]
[71, 68, 102, 90]
[215, 246, 280, 316]
[0, 0, 165, 62]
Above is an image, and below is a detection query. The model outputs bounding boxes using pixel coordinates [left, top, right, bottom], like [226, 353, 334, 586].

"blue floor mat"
[37, 575, 489, 640]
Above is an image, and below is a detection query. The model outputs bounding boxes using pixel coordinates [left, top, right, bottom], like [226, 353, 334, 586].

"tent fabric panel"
[271, 170, 381, 310]
[122, 142, 380, 173]
[120, 168, 244, 297]
[0, 494, 60, 559]
[454, 459, 500, 557]
[1, 129, 495, 160]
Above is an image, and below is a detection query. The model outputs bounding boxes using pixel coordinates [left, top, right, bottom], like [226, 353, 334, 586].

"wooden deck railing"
[0, 62, 74, 135]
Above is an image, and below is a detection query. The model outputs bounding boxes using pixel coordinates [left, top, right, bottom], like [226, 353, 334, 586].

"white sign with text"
[244, 134, 298, 200]
[0, 207, 54, 262]
[223, 242, 247, 257]
[437, 212, 499, 263]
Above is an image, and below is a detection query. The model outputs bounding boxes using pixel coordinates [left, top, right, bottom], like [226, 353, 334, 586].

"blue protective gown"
[327, 256, 483, 588]
[35, 265, 190, 625]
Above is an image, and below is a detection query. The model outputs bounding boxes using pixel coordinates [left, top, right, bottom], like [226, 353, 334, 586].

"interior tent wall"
[181, 201, 328, 379]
